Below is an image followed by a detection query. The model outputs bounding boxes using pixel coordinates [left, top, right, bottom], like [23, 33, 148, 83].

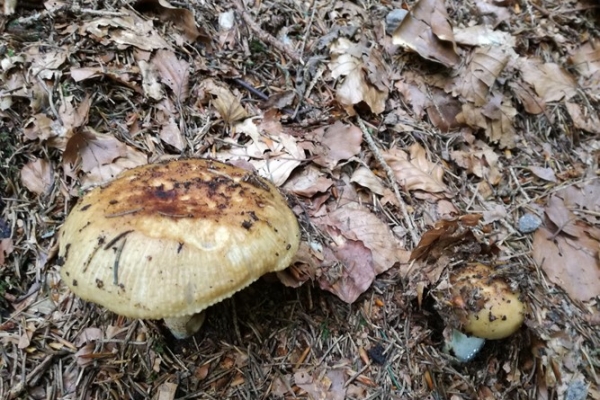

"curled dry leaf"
[20, 158, 54, 195]
[392, 0, 459, 67]
[350, 166, 387, 195]
[457, 46, 510, 106]
[458, 95, 517, 149]
[79, 10, 171, 51]
[451, 140, 502, 185]
[528, 166, 557, 183]
[568, 40, 600, 79]
[328, 38, 389, 115]
[135, 0, 204, 43]
[200, 79, 248, 125]
[383, 143, 450, 197]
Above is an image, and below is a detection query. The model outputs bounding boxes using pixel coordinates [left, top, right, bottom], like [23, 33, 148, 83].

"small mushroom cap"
[450, 263, 525, 340]
[59, 159, 300, 321]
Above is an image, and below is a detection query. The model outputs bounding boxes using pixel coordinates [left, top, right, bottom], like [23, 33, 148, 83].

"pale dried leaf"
[20, 158, 54, 195]
[350, 166, 387, 195]
[458, 96, 517, 149]
[519, 59, 578, 102]
[509, 81, 545, 114]
[159, 117, 185, 151]
[450, 140, 502, 185]
[458, 46, 510, 106]
[533, 223, 600, 302]
[383, 143, 449, 196]
[80, 11, 171, 51]
[63, 130, 128, 175]
[568, 40, 600, 79]
[313, 121, 363, 169]
[137, 0, 202, 42]
[137, 59, 164, 100]
[151, 49, 190, 101]
[392, 0, 459, 67]
[565, 102, 600, 135]
[200, 79, 248, 124]
[453, 25, 516, 47]
[329, 39, 388, 115]
[58, 95, 92, 132]
[528, 166, 557, 183]
[283, 166, 333, 197]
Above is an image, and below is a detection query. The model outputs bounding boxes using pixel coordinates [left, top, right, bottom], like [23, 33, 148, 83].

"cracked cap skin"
[58, 159, 300, 322]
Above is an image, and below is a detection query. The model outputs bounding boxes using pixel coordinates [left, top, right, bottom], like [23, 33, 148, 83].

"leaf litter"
[1, 0, 600, 399]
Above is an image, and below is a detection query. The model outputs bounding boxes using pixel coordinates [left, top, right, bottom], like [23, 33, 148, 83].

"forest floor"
[1, 0, 600, 399]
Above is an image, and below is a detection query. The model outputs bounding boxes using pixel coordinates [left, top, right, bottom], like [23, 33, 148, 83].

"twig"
[355, 116, 419, 247]
[7, 354, 55, 400]
[232, 0, 302, 64]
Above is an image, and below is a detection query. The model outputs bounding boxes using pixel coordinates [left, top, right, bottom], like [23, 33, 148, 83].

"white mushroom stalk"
[58, 159, 301, 339]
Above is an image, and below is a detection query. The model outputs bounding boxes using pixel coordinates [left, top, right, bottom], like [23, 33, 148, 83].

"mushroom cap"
[59, 159, 300, 320]
[450, 263, 525, 340]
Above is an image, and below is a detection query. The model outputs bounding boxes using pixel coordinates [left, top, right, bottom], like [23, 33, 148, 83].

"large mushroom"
[58, 159, 300, 339]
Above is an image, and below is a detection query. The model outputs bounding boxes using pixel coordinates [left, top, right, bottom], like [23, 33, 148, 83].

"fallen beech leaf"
[0, 238, 14, 267]
[383, 143, 450, 196]
[313, 121, 363, 169]
[392, 0, 459, 67]
[533, 222, 600, 302]
[20, 158, 54, 195]
[453, 25, 515, 47]
[135, 0, 204, 43]
[457, 46, 510, 106]
[451, 140, 502, 185]
[555, 179, 600, 226]
[200, 79, 248, 124]
[350, 166, 387, 195]
[568, 41, 600, 79]
[509, 81, 545, 114]
[284, 165, 333, 197]
[80, 10, 171, 51]
[329, 38, 389, 115]
[519, 59, 578, 102]
[63, 130, 128, 175]
[528, 166, 557, 183]
[425, 88, 463, 132]
[544, 196, 579, 237]
[458, 96, 517, 149]
[151, 49, 190, 101]
[565, 102, 600, 135]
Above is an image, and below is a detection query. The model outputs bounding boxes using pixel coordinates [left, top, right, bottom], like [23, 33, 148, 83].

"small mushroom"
[440, 263, 525, 361]
[58, 159, 301, 339]
[450, 263, 525, 339]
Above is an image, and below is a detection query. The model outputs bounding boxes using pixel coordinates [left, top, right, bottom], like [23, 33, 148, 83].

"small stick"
[356, 116, 419, 247]
[232, 0, 302, 64]
[103, 230, 133, 250]
[105, 207, 144, 218]
[113, 237, 127, 285]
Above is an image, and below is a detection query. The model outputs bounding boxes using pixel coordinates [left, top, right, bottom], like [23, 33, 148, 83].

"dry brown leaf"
[155, 99, 185, 151]
[0, 238, 14, 267]
[20, 158, 53, 195]
[136, 51, 164, 100]
[528, 166, 557, 183]
[154, 382, 178, 400]
[294, 369, 346, 400]
[283, 165, 333, 197]
[450, 140, 502, 185]
[216, 118, 304, 186]
[555, 178, 600, 226]
[458, 96, 517, 149]
[151, 49, 189, 101]
[565, 102, 600, 135]
[328, 38, 388, 115]
[453, 25, 516, 48]
[63, 130, 128, 176]
[509, 81, 545, 114]
[80, 10, 171, 51]
[199, 79, 248, 124]
[313, 121, 363, 169]
[383, 143, 450, 196]
[457, 46, 510, 106]
[568, 40, 600, 79]
[135, 0, 204, 43]
[59, 95, 92, 134]
[350, 166, 387, 195]
[544, 196, 579, 237]
[392, 0, 459, 67]
[475, 0, 511, 28]
[81, 146, 148, 188]
[519, 59, 578, 102]
[395, 78, 429, 119]
[425, 88, 464, 132]
[27, 46, 67, 80]
[22, 113, 55, 141]
[533, 220, 600, 302]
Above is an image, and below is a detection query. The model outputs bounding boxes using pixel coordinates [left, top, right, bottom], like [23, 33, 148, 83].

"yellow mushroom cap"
[58, 159, 300, 321]
[450, 264, 525, 340]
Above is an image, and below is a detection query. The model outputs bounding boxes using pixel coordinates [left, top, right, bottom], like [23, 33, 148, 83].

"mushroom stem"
[164, 312, 206, 339]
